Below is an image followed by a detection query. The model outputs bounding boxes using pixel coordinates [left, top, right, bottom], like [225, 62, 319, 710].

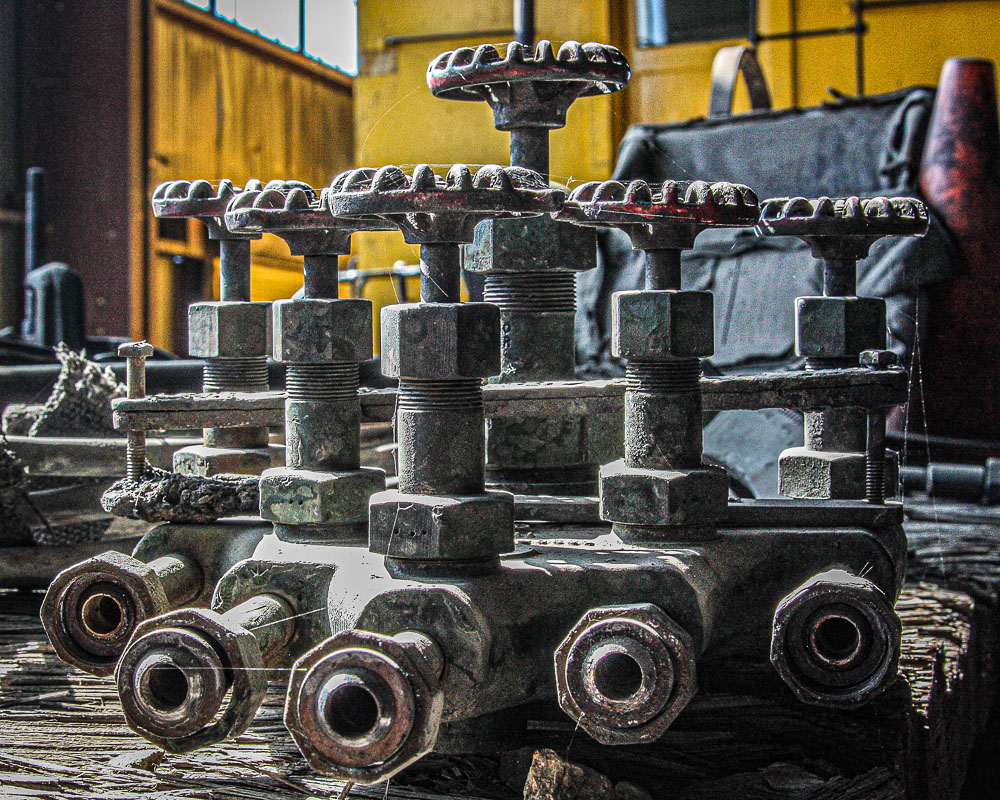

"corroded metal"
[757, 195, 928, 502]
[430, 41, 631, 497]
[152, 179, 273, 477]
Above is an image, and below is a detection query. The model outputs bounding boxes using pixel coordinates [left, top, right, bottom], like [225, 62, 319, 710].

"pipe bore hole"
[81, 593, 125, 636]
[325, 684, 380, 739]
[812, 616, 861, 663]
[593, 651, 644, 701]
[145, 664, 189, 712]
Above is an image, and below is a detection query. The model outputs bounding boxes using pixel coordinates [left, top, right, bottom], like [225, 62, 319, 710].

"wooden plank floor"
[1, 508, 998, 800]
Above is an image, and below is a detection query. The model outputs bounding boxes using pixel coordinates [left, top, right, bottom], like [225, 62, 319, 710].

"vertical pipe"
[854, 0, 864, 96]
[514, 0, 534, 45]
[218, 239, 252, 301]
[24, 166, 45, 276]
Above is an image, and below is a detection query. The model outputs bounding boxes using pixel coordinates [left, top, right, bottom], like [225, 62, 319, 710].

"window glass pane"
[637, 0, 751, 47]
[304, 0, 358, 74]
[216, 0, 301, 50]
[184, 0, 212, 9]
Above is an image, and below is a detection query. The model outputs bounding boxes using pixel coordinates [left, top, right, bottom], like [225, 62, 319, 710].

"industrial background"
[2, 0, 998, 353]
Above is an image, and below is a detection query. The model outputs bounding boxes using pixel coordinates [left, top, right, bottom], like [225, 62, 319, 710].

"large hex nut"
[285, 629, 444, 783]
[259, 466, 385, 526]
[465, 214, 597, 274]
[771, 570, 902, 707]
[795, 296, 886, 359]
[599, 460, 728, 527]
[41, 551, 171, 676]
[188, 301, 270, 359]
[554, 604, 698, 745]
[381, 302, 500, 379]
[778, 447, 866, 500]
[272, 298, 373, 364]
[612, 290, 714, 360]
[115, 607, 266, 753]
[369, 490, 514, 561]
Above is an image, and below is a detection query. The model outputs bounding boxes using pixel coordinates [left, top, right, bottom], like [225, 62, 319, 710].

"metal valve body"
[36, 36, 930, 788]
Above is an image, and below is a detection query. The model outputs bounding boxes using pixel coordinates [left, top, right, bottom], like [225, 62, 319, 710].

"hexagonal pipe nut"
[465, 214, 597, 274]
[259, 466, 385, 526]
[599, 460, 728, 528]
[41, 551, 171, 676]
[771, 569, 901, 708]
[272, 298, 373, 364]
[612, 290, 714, 360]
[115, 606, 267, 753]
[554, 603, 697, 745]
[188, 301, 270, 359]
[284, 629, 444, 784]
[380, 302, 500, 379]
[795, 296, 886, 359]
[369, 490, 514, 561]
[778, 447, 866, 500]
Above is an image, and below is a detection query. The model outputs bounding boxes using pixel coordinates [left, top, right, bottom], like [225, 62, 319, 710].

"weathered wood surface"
[0, 510, 998, 799]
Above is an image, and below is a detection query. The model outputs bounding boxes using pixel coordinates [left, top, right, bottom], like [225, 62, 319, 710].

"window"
[636, 0, 751, 47]
[183, 0, 358, 75]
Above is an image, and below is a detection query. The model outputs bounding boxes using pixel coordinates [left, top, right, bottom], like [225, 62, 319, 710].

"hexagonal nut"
[116, 606, 266, 753]
[599, 460, 728, 528]
[771, 570, 901, 708]
[554, 603, 698, 745]
[369, 490, 514, 560]
[188, 301, 270, 359]
[381, 302, 500, 379]
[612, 290, 714, 360]
[173, 444, 272, 477]
[465, 214, 597, 273]
[259, 466, 385, 526]
[272, 298, 372, 364]
[284, 629, 444, 783]
[796, 296, 886, 359]
[779, 447, 866, 500]
[40, 550, 171, 676]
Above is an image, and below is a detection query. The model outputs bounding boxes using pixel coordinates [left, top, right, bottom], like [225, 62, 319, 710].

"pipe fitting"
[770, 569, 901, 707]
[115, 594, 294, 752]
[554, 603, 697, 745]
[285, 629, 444, 784]
[41, 551, 201, 676]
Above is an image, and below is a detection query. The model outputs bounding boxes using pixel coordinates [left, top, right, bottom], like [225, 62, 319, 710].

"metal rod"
[854, 0, 865, 96]
[645, 249, 682, 291]
[24, 167, 45, 276]
[219, 239, 252, 301]
[384, 28, 514, 47]
[419, 244, 462, 303]
[514, 0, 534, 45]
[509, 128, 549, 179]
[755, 24, 865, 42]
[303, 254, 340, 299]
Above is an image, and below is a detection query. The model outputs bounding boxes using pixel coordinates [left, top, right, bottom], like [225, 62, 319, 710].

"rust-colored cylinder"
[918, 58, 1000, 442]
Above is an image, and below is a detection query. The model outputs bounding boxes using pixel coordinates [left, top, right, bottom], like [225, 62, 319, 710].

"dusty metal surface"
[22, 29, 946, 795]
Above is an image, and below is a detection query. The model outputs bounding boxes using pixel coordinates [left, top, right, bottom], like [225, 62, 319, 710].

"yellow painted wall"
[146, 2, 354, 352]
[626, 0, 1000, 125]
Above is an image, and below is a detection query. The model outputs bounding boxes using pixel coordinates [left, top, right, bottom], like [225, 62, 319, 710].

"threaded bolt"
[118, 341, 154, 482]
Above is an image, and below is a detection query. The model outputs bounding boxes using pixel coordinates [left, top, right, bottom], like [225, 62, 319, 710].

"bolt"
[118, 341, 154, 481]
[860, 349, 896, 504]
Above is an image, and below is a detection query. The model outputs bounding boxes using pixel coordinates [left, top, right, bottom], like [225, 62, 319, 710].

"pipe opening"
[593, 651, 644, 700]
[144, 664, 190, 712]
[324, 683, 381, 740]
[810, 615, 862, 664]
[81, 593, 125, 637]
